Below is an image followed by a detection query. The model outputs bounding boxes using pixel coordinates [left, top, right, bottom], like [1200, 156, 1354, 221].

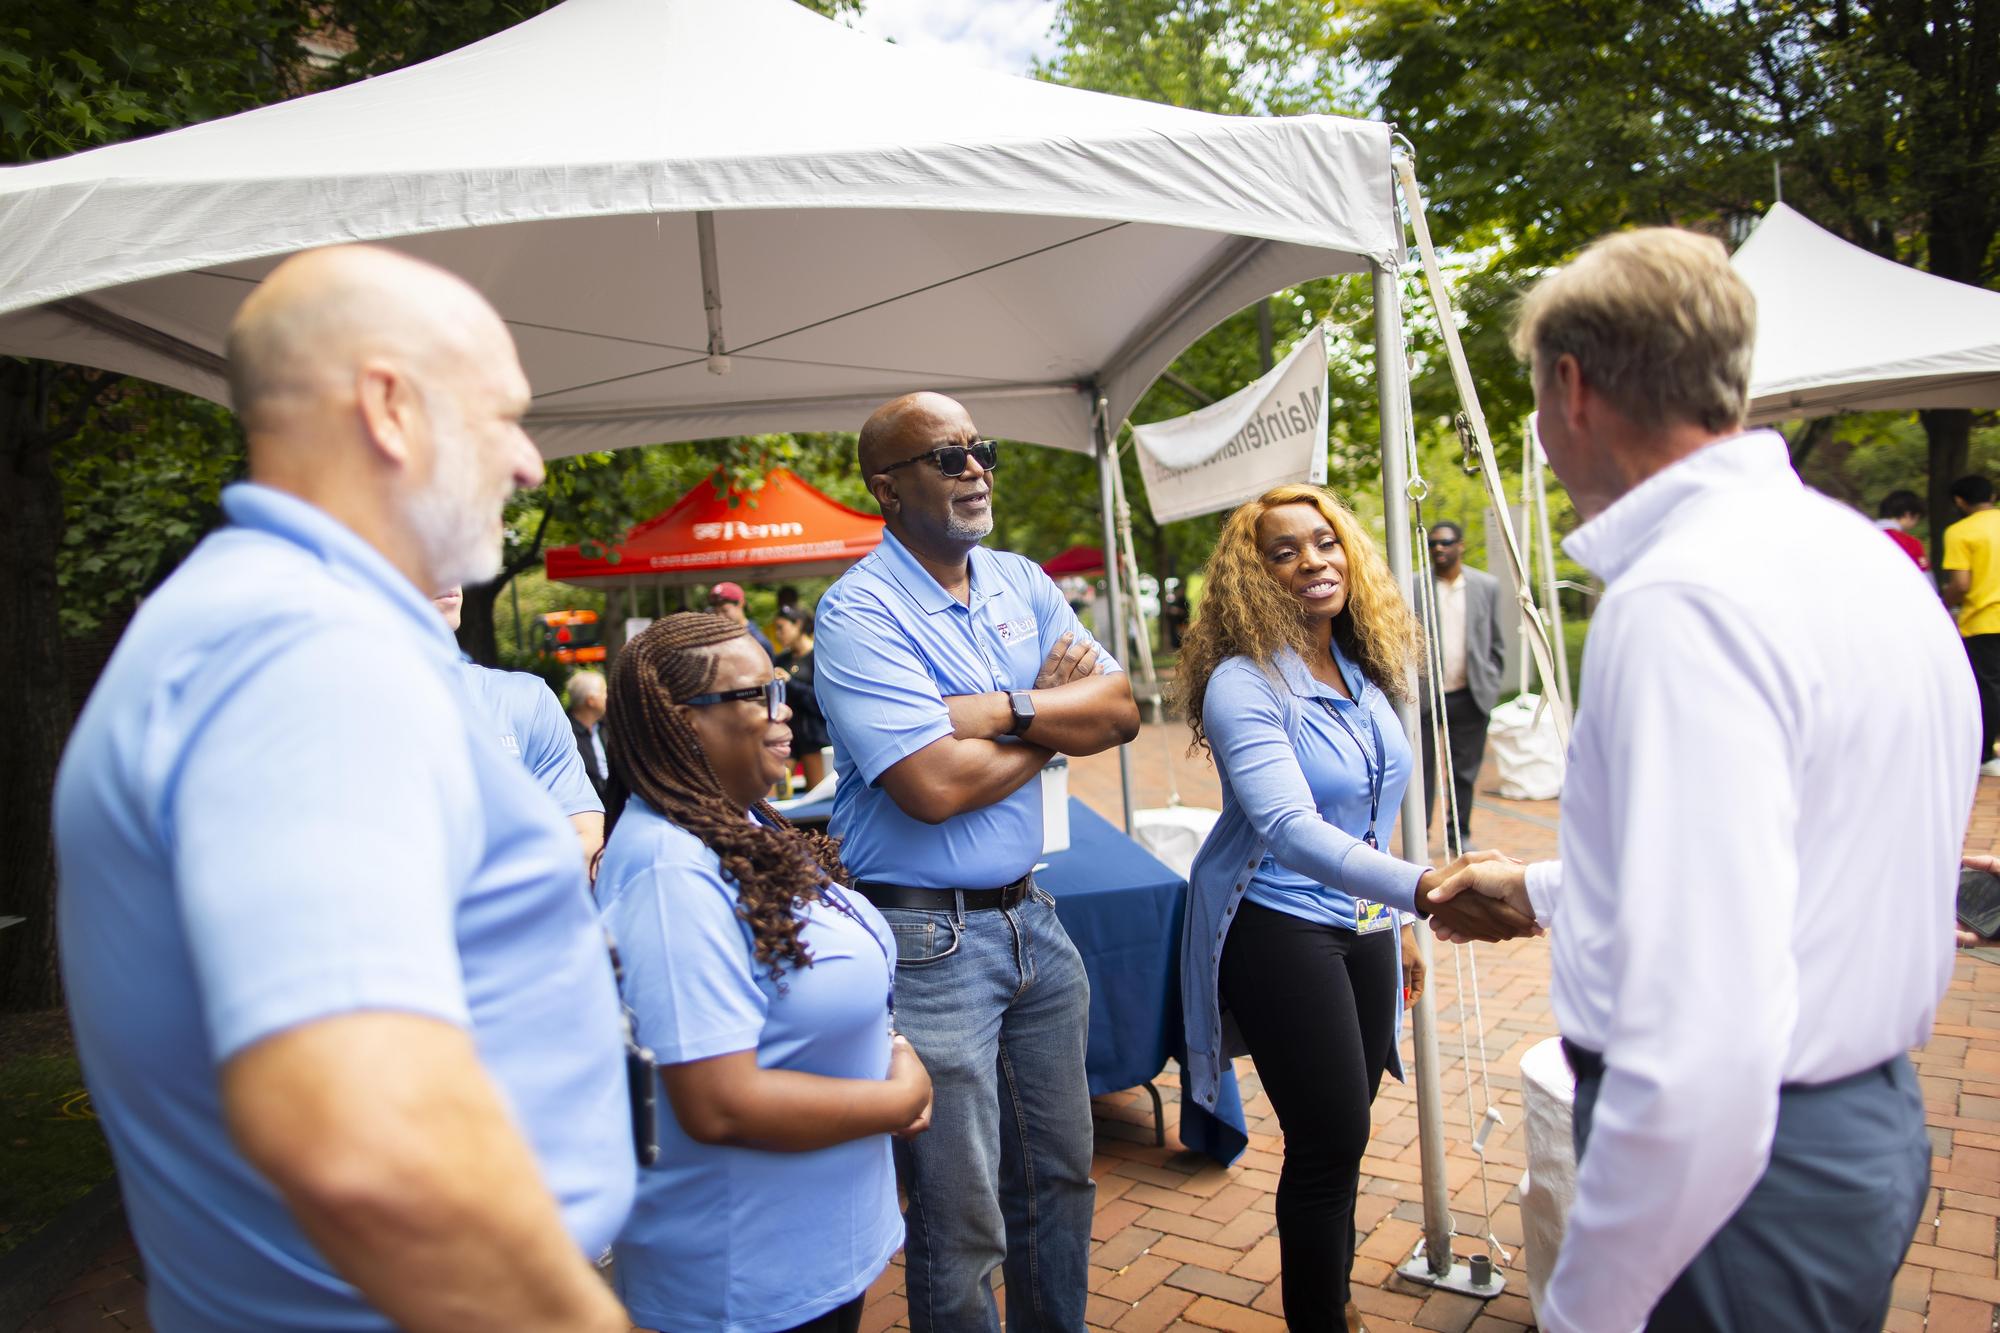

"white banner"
[1132, 327, 1329, 524]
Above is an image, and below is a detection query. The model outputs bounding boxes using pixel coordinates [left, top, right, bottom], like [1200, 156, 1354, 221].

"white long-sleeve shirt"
[1522, 430, 1978, 1333]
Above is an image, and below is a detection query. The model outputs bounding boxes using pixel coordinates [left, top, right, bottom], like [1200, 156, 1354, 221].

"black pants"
[1421, 687, 1488, 843]
[1967, 633, 2000, 761]
[1573, 1054, 1929, 1332]
[781, 1294, 863, 1333]
[1219, 901, 1399, 1331]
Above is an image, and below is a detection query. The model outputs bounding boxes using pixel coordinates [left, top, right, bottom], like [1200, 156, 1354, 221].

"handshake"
[1414, 851, 1542, 944]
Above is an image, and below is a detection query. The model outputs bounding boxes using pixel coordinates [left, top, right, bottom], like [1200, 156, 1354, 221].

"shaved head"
[227, 245, 508, 434]
[858, 391, 994, 559]
[858, 391, 971, 478]
[224, 244, 542, 596]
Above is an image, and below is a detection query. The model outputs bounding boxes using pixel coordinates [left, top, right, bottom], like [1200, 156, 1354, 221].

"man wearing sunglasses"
[813, 392, 1141, 1333]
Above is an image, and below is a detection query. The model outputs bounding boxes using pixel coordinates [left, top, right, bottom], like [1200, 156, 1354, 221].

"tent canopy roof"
[0, 0, 1399, 456]
[1736, 203, 2000, 424]
[545, 467, 881, 588]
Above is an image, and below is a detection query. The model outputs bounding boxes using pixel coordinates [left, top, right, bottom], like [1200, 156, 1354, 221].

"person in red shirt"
[1877, 489, 1930, 571]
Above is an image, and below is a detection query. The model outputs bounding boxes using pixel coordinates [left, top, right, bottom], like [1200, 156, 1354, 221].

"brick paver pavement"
[27, 721, 2000, 1332]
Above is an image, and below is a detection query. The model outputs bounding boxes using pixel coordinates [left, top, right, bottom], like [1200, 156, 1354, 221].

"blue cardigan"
[1179, 646, 1427, 1115]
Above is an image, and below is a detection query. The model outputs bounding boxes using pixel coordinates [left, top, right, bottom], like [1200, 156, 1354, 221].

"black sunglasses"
[877, 438, 999, 479]
[682, 677, 787, 720]
[1428, 537, 1462, 548]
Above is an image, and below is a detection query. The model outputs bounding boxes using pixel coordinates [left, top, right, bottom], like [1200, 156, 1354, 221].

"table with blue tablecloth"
[780, 791, 1247, 1166]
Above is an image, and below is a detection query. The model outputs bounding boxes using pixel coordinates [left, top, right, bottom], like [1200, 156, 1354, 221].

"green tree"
[1037, 0, 1344, 114]
[1344, 0, 2000, 561]
[1036, 0, 1444, 629]
[0, 0, 319, 1012]
[458, 431, 866, 665]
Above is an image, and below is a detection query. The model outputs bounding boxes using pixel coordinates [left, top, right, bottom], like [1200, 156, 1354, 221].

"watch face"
[1010, 691, 1035, 732]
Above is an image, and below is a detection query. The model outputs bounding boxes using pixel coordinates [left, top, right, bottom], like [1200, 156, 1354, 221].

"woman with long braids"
[595, 613, 931, 1333]
[1176, 485, 1516, 1333]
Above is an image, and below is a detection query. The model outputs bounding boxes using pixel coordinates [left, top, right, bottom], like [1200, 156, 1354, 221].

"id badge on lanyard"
[1315, 696, 1396, 935]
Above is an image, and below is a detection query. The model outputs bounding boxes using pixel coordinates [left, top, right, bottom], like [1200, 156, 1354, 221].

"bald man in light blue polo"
[814, 392, 1141, 1333]
[53, 247, 633, 1333]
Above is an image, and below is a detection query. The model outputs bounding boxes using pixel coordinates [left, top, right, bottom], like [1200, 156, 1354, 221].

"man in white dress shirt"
[1431, 227, 1979, 1331]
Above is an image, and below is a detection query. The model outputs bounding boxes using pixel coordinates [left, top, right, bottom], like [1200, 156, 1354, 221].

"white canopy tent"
[1736, 202, 2000, 425]
[0, 0, 1407, 833]
[0, 0, 1510, 1293]
[0, 0, 1399, 457]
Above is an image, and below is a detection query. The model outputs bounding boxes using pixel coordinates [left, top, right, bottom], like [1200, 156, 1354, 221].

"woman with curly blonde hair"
[1176, 484, 1509, 1333]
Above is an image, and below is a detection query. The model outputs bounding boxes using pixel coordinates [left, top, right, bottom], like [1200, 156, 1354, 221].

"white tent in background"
[0, 0, 1406, 829]
[0, 0, 1398, 458]
[1736, 203, 2000, 425]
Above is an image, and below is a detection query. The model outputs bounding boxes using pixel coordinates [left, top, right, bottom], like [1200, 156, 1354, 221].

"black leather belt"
[852, 873, 1033, 912]
[1561, 1038, 1604, 1079]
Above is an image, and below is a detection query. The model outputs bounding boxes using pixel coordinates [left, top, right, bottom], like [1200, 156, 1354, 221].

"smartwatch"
[1006, 689, 1036, 737]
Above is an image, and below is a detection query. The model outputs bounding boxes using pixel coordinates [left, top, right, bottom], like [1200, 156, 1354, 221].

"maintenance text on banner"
[1132, 327, 1329, 525]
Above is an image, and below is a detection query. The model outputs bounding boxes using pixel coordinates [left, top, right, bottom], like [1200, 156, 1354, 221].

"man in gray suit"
[1421, 522, 1505, 847]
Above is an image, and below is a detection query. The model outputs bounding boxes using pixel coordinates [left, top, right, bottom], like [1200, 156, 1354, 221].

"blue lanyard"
[1314, 695, 1386, 850]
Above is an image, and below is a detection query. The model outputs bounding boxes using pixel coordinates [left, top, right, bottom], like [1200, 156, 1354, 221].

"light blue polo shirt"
[596, 799, 902, 1333]
[457, 662, 602, 816]
[1235, 646, 1414, 932]
[813, 529, 1117, 889]
[54, 483, 634, 1333]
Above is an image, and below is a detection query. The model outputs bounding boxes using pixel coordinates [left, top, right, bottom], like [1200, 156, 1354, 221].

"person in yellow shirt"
[1943, 473, 2000, 775]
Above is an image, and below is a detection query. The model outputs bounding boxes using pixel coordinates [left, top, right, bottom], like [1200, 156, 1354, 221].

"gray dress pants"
[1571, 1051, 1930, 1332]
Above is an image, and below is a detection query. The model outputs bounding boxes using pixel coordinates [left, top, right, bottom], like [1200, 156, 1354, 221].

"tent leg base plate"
[1397, 1241, 1505, 1299]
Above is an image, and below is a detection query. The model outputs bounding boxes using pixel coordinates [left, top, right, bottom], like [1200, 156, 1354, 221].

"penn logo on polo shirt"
[994, 616, 1036, 643]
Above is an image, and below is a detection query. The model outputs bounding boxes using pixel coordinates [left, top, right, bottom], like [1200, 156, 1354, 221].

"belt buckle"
[1002, 876, 1031, 909]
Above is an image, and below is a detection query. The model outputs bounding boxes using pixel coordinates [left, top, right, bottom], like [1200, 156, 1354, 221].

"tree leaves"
[52, 381, 243, 638]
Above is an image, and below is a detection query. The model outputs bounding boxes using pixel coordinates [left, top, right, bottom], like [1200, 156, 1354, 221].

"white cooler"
[1518, 1036, 1579, 1320]
[1488, 693, 1566, 801]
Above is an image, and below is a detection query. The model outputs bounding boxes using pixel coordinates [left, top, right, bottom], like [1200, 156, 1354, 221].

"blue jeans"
[880, 884, 1095, 1333]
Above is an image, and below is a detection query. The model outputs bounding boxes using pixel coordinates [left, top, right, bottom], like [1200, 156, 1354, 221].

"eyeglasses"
[683, 677, 787, 720]
[1428, 538, 1461, 549]
[876, 438, 999, 479]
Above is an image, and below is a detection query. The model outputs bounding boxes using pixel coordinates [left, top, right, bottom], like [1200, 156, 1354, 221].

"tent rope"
[1399, 373, 1510, 1268]
[1390, 151, 1529, 1270]
[1111, 423, 1190, 809]
[1391, 148, 1573, 751]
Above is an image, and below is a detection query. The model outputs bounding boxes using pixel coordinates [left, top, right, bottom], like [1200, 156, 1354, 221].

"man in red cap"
[707, 581, 775, 660]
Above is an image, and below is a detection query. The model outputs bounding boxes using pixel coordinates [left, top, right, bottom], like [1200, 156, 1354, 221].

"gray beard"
[944, 509, 994, 542]
[401, 440, 503, 590]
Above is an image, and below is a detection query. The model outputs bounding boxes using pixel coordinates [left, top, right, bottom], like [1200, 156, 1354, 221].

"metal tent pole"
[1518, 424, 1537, 698]
[1108, 440, 1162, 701]
[1093, 394, 1138, 834]
[1374, 259, 1455, 1284]
[1528, 421, 1573, 708]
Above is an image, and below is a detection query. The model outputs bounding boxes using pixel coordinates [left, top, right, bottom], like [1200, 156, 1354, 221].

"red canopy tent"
[545, 468, 883, 588]
[1041, 545, 1107, 578]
